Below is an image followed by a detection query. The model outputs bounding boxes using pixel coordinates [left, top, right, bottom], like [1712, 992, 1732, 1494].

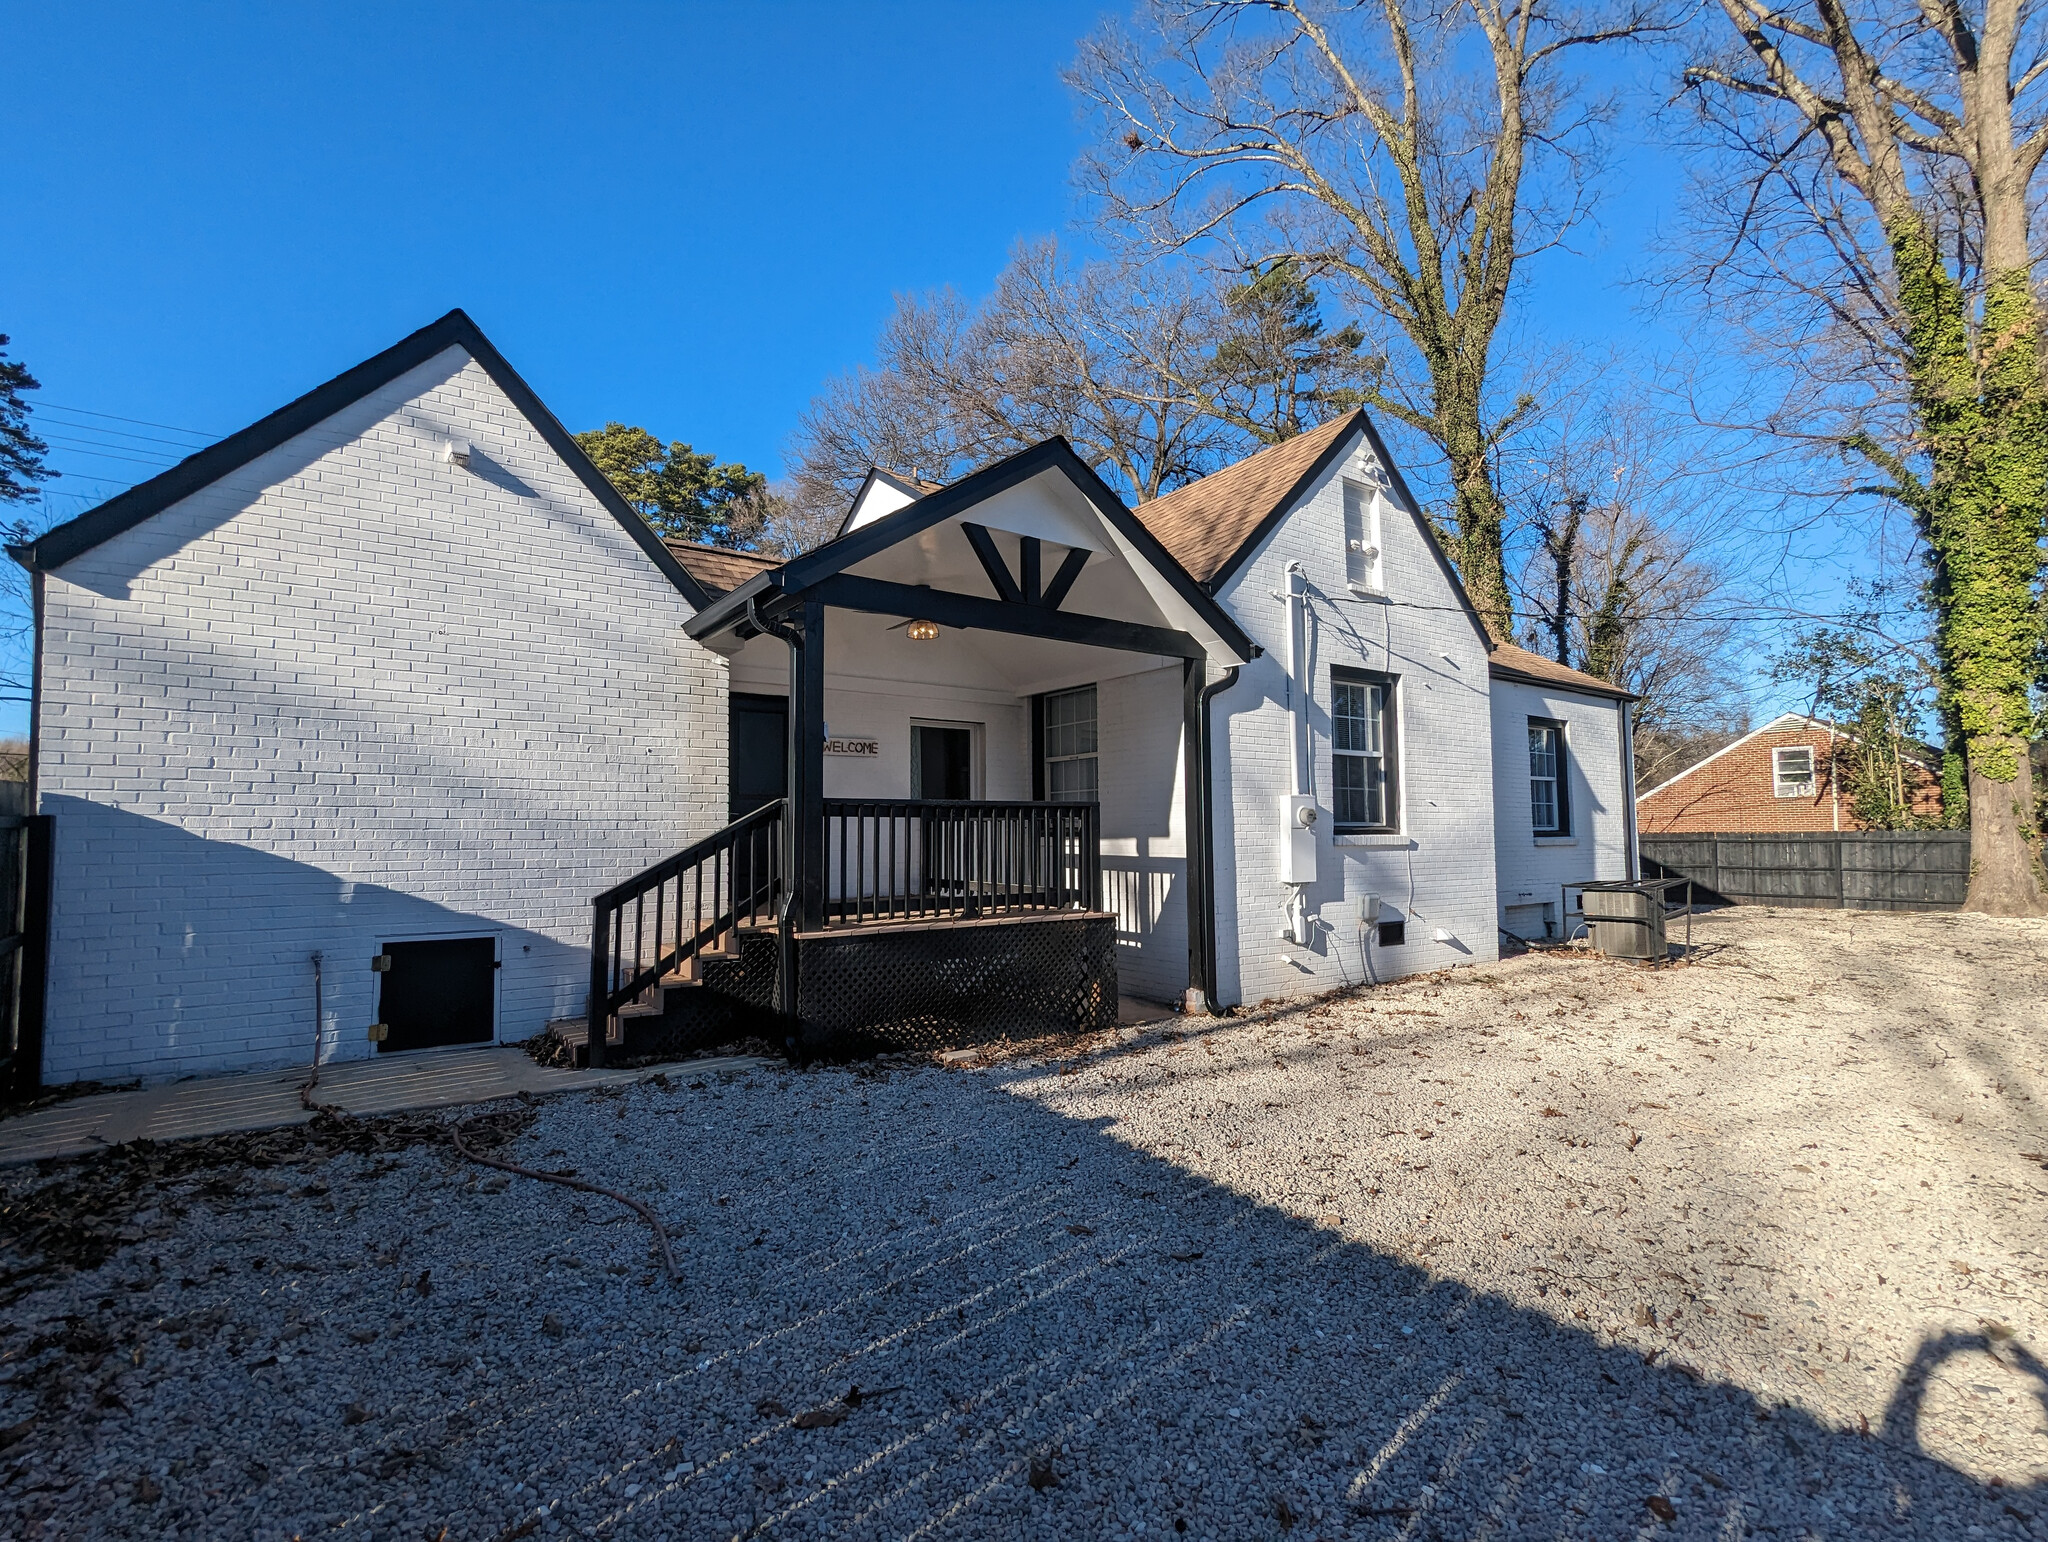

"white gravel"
[2, 907, 2045, 1540]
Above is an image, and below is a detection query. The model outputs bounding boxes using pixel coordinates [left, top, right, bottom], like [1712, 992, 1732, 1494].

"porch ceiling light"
[906, 619, 940, 641]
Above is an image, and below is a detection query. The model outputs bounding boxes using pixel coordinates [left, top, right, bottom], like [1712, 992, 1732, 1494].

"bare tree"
[1070, 0, 1670, 638]
[785, 239, 1374, 528]
[1682, 0, 2048, 913]
[1509, 390, 1756, 788]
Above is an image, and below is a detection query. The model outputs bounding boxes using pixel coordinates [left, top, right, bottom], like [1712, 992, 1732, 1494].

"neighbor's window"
[1529, 718, 1569, 835]
[1332, 668, 1397, 832]
[1773, 745, 1815, 798]
[1043, 685, 1099, 802]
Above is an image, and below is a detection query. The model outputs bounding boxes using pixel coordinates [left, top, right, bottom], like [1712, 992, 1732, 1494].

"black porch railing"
[823, 799, 1101, 926]
[589, 799, 784, 1056]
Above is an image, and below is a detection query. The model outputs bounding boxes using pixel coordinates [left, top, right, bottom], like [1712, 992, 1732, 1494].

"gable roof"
[836, 467, 948, 537]
[9, 308, 714, 611]
[665, 540, 780, 599]
[1634, 712, 1940, 803]
[1131, 409, 1492, 650]
[1486, 642, 1636, 703]
[1136, 413, 1357, 585]
[686, 435, 1257, 662]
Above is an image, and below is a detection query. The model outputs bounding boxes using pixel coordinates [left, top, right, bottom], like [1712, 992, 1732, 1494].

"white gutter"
[1284, 562, 1309, 797]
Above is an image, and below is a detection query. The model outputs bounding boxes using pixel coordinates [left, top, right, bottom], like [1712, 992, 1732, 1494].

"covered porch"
[585, 441, 1255, 1063]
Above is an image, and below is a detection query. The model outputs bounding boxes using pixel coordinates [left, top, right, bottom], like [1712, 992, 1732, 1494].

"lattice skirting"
[795, 914, 1117, 1052]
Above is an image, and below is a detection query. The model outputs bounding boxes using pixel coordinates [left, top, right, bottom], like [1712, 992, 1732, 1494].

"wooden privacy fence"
[1639, 830, 1970, 912]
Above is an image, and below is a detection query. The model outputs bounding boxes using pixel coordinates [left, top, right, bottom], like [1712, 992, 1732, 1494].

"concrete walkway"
[1, 997, 1178, 1168]
[0, 1045, 722, 1167]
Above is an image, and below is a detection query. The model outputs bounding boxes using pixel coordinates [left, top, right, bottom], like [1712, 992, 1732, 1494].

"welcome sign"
[824, 735, 880, 758]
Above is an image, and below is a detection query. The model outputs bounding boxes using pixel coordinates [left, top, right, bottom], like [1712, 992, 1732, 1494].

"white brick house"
[14, 314, 728, 1082]
[14, 313, 1635, 1084]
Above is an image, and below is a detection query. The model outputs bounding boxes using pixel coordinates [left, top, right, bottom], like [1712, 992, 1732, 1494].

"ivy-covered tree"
[1687, 0, 2048, 913]
[572, 423, 767, 548]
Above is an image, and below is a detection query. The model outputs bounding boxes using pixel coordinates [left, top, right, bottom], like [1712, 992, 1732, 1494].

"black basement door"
[376, 938, 496, 1054]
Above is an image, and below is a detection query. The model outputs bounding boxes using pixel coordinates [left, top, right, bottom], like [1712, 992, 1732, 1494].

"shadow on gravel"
[6, 1058, 2043, 1542]
[569, 1067, 2045, 1540]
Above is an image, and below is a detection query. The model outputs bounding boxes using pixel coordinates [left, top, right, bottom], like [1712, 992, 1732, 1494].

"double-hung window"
[1772, 745, 1815, 798]
[1332, 669, 1397, 832]
[1528, 718, 1569, 835]
[1042, 685, 1099, 802]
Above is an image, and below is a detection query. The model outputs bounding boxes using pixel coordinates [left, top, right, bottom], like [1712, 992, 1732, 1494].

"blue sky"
[8, 2, 1678, 503]
[5, 3, 1730, 733]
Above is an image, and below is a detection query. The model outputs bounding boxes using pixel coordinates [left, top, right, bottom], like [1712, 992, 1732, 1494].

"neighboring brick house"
[1636, 713, 1942, 834]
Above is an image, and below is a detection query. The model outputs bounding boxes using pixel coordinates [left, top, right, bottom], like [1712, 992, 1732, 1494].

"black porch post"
[1182, 657, 1209, 1013]
[788, 601, 827, 932]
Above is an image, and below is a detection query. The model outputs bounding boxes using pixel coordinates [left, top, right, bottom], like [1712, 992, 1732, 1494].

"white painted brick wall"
[1097, 663, 1189, 1002]
[1490, 679, 1631, 938]
[36, 346, 727, 1083]
[1210, 431, 1500, 1005]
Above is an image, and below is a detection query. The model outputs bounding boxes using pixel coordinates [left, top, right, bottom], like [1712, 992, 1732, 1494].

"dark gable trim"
[9, 309, 714, 612]
[1195, 409, 1494, 655]
[695, 437, 1256, 661]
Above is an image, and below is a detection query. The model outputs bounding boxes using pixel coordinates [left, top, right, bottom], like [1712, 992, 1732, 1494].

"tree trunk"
[1444, 422, 1512, 640]
[1965, 742, 2047, 912]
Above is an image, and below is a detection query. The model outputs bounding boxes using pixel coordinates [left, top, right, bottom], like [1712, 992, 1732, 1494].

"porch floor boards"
[800, 907, 1118, 940]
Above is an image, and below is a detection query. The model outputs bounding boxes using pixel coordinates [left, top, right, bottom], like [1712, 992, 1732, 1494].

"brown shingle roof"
[1486, 641, 1636, 701]
[664, 540, 781, 598]
[1133, 412, 1362, 584]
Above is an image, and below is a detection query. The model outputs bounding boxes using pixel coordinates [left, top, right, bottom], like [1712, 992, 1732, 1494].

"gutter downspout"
[1827, 721, 1841, 832]
[1620, 698, 1640, 882]
[1280, 563, 1312, 948]
[1188, 662, 1242, 1015]
[1283, 563, 1309, 798]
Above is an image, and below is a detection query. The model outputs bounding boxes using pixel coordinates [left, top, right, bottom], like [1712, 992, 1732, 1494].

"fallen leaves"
[1028, 1453, 1058, 1490]
[1645, 1494, 1677, 1522]
[792, 1404, 847, 1430]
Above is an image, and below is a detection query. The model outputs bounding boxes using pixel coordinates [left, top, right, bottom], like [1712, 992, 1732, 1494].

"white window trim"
[1341, 478, 1385, 593]
[1772, 745, 1816, 799]
[1040, 685, 1098, 804]
[911, 718, 983, 799]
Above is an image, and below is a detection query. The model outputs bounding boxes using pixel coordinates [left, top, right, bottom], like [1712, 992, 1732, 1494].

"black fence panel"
[1639, 830, 1970, 912]
[0, 809, 52, 1102]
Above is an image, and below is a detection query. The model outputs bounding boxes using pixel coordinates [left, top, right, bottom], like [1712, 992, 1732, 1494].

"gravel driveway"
[2, 907, 2045, 1540]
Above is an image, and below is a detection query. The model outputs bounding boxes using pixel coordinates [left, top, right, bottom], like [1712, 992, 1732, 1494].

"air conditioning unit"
[1581, 884, 1667, 961]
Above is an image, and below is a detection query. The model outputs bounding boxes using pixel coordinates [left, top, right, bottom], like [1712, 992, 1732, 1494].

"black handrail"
[588, 799, 784, 1061]
[822, 799, 1100, 926]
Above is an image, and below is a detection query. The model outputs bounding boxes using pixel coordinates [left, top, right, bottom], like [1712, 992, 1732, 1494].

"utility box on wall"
[1278, 795, 1319, 884]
